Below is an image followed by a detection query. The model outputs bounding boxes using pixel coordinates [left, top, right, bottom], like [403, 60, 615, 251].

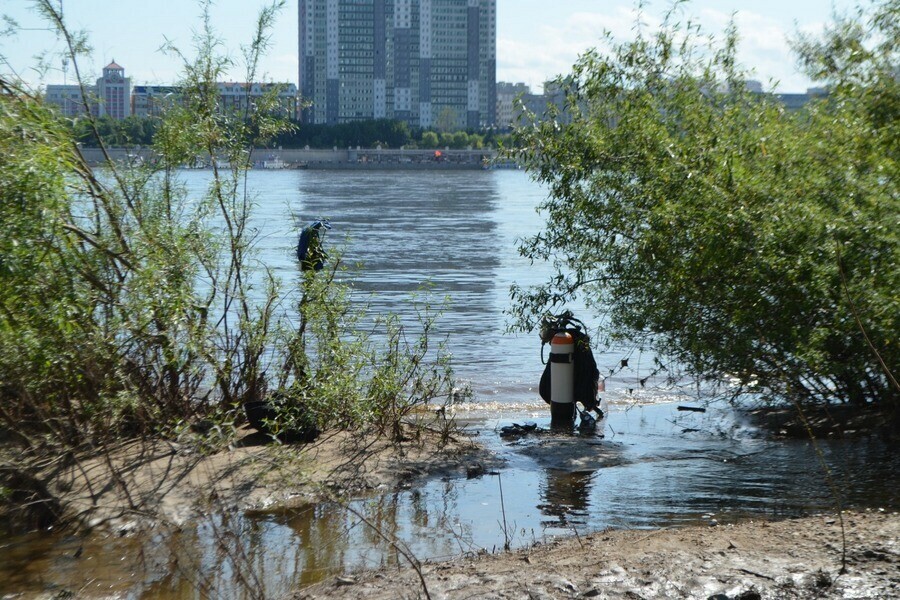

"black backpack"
[538, 312, 601, 413]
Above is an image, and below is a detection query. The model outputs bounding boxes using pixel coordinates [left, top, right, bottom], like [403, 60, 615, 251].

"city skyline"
[3, 0, 859, 94]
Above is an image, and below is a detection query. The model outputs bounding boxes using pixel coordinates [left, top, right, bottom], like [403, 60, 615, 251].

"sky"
[1, 0, 863, 94]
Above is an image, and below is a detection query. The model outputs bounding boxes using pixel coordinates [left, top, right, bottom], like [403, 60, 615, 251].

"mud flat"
[296, 510, 900, 599]
[1, 424, 491, 534]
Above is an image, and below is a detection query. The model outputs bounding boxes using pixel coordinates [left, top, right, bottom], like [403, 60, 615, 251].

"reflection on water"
[538, 470, 597, 528]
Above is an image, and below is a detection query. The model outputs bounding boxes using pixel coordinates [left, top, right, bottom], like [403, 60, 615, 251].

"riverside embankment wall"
[79, 147, 503, 170]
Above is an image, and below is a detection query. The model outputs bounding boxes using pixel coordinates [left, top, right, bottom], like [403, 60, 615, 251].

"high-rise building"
[96, 61, 131, 120]
[299, 0, 496, 129]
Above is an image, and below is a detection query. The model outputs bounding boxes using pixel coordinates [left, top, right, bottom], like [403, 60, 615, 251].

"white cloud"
[498, 5, 828, 93]
[498, 7, 649, 92]
[703, 8, 809, 91]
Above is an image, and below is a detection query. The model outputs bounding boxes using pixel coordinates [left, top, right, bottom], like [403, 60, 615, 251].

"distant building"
[216, 82, 300, 120]
[131, 85, 181, 118]
[494, 80, 577, 130]
[496, 82, 530, 129]
[45, 61, 130, 120]
[132, 82, 299, 119]
[45, 60, 297, 123]
[96, 61, 131, 119]
[773, 87, 829, 110]
[299, 0, 497, 129]
[540, 80, 572, 124]
[45, 84, 96, 118]
[745, 80, 764, 93]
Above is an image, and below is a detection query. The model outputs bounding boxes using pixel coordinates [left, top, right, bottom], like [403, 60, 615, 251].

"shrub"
[0, 0, 457, 450]
[508, 1, 898, 410]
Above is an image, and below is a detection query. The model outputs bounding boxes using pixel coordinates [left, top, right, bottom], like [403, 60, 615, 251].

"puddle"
[1, 402, 898, 599]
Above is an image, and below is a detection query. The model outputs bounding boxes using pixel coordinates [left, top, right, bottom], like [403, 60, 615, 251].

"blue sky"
[2, 0, 860, 93]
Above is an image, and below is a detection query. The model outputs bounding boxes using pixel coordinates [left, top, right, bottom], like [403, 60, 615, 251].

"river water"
[2, 169, 898, 599]
[185, 168, 672, 402]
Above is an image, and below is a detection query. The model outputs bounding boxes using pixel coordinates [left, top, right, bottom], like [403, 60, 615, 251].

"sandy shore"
[295, 511, 899, 599]
[2, 423, 493, 533]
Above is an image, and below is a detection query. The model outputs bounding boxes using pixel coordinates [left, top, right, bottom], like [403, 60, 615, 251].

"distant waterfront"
[79, 146, 503, 169]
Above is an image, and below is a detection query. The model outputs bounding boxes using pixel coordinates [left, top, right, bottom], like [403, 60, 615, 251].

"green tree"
[451, 131, 469, 149]
[509, 1, 899, 412]
[434, 106, 458, 133]
[0, 0, 295, 442]
[420, 130, 439, 148]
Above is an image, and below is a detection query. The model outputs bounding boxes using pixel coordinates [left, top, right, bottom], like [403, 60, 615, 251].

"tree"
[271, 118, 415, 148]
[451, 131, 469, 149]
[0, 0, 295, 443]
[509, 1, 899, 411]
[434, 106, 458, 133]
[420, 130, 439, 148]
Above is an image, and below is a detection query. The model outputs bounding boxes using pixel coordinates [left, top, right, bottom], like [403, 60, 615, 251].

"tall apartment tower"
[96, 61, 131, 120]
[299, 0, 496, 129]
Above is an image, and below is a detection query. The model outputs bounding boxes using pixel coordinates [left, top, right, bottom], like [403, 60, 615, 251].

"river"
[1, 169, 897, 599]
[177, 167, 672, 404]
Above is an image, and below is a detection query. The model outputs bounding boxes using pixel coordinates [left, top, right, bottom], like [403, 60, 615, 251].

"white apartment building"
[495, 81, 530, 130]
[44, 84, 94, 118]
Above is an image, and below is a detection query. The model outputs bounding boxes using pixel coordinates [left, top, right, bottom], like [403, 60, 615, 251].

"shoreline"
[296, 510, 900, 599]
[0, 423, 494, 536]
[6, 399, 896, 536]
[745, 403, 899, 440]
[3, 403, 899, 598]
[76, 146, 510, 170]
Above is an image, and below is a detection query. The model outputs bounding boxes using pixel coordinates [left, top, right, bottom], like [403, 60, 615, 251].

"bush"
[274, 260, 454, 442]
[0, 0, 456, 449]
[508, 1, 899, 410]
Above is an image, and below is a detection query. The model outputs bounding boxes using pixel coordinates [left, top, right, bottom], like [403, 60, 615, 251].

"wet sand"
[295, 510, 900, 599]
[4, 405, 898, 599]
[2, 423, 491, 534]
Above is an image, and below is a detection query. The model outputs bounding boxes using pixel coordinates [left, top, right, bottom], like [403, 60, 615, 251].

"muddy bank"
[296, 510, 900, 599]
[2, 402, 899, 599]
[0, 423, 494, 535]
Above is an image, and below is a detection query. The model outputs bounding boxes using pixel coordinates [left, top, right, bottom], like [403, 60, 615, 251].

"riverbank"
[296, 510, 900, 599]
[77, 146, 501, 169]
[0, 423, 492, 536]
[3, 401, 899, 598]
